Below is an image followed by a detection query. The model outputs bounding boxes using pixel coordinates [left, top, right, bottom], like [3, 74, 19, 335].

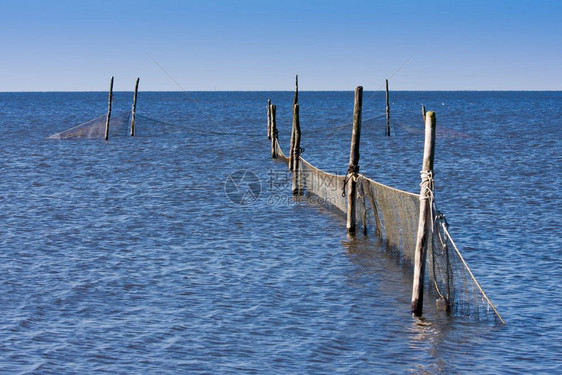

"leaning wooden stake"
[130, 77, 139, 136]
[385, 79, 390, 136]
[270, 104, 277, 158]
[411, 111, 436, 317]
[347, 86, 363, 233]
[291, 103, 301, 195]
[267, 99, 272, 140]
[104, 76, 114, 141]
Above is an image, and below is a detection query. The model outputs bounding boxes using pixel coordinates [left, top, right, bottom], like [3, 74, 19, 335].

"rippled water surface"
[1, 91, 561, 373]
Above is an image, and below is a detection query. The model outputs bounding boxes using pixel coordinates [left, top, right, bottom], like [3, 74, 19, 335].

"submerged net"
[272, 134, 504, 324]
[48, 111, 132, 139]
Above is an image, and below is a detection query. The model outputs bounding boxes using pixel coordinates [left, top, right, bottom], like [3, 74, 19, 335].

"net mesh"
[359, 176, 420, 273]
[271, 134, 504, 324]
[48, 111, 131, 139]
[428, 213, 504, 322]
[299, 159, 347, 214]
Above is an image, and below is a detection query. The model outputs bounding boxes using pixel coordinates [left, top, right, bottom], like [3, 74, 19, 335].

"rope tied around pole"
[342, 164, 360, 197]
[420, 169, 435, 232]
[419, 170, 435, 196]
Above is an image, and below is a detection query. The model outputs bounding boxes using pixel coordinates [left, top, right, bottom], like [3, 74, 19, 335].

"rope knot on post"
[419, 170, 435, 199]
[342, 164, 360, 197]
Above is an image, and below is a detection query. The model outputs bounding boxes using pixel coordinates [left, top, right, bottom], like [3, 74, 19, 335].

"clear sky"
[1, 0, 560, 91]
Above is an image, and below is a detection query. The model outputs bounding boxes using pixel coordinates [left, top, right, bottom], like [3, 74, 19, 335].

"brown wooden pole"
[411, 110, 436, 317]
[385, 79, 390, 136]
[267, 99, 272, 140]
[104, 76, 114, 141]
[289, 75, 299, 170]
[347, 86, 363, 233]
[422, 104, 426, 122]
[293, 74, 299, 106]
[270, 104, 277, 158]
[291, 103, 301, 195]
[289, 112, 296, 170]
[130, 77, 139, 136]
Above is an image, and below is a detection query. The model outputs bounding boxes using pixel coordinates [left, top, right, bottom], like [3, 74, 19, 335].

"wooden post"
[130, 77, 139, 136]
[293, 74, 299, 106]
[347, 86, 363, 233]
[422, 104, 426, 122]
[291, 103, 301, 195]
[289, 114, 296, 171]
[104, 76, 114, 141]
[267, 99, 272, 140]
[270, 104, 277, 158]
[411, 111, 437, 317]
[289, 75, 299, 170]
[385, 79, 390, 136]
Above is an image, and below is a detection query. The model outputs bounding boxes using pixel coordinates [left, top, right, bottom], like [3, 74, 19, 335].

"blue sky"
[0, 0, 560, 91]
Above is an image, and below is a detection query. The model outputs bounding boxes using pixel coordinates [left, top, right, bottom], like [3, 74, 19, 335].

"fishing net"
[272, 135, 289, 163]
[271, 132, 504, 324]
[48, 111, 132, 139]
[428, 213, 504, 322]
[47, 111, 188, 140]
[359, 176, 420, 272]
[299, 158, 347, 214]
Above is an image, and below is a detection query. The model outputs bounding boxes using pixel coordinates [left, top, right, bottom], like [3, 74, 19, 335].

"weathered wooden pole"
[291, 103, 301, 195]
[267, 99, 272, 140]
[289, 75, 299, 170]
[130, 77, 139, 136]
[411, 111, 437, 317]
[270, 104, 277, 158]
[347, 86, 363, 233]
[422, 104, 426, 122]
[104, 76, 114, 141]
[289, 116, 296, 171]
[293, 74, 299, 106]
[385, 79, 390, 136]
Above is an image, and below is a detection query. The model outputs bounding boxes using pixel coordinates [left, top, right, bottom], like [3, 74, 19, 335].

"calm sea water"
[1, 91, 560, 374]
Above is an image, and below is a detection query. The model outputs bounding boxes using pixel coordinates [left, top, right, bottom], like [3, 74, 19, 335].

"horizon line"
[1, 89, 561, 93]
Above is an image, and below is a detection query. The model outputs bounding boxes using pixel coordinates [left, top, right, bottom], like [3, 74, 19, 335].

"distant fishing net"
[48, 111, 131, 139]
[272, 137, 504, 324]
[47, 111, 187, 140]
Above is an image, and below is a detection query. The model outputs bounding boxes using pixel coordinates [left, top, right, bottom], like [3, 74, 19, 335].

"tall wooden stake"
[130, 77, 139, 136]
[293, 74, 299, 106]
[289, 75, 299, 170]
[385, 79, 390, 136]
[291, 103, 301, 195]
[411, 111, 436, 317]
[270, 104, 277, 158]
[422, 104, 426, 122]
[347, 86, 363, 233]
[267, 99, 272, 140]
[104, 76, 114, 141]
